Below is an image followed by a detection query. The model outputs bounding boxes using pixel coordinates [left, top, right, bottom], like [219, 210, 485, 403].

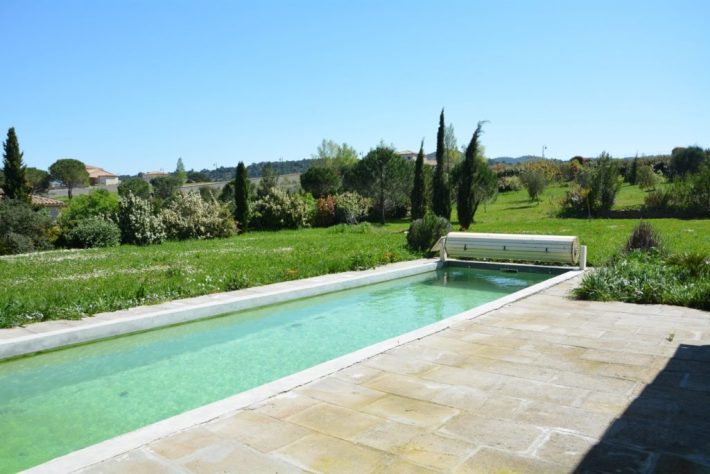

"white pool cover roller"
[442, 232, 581, 265]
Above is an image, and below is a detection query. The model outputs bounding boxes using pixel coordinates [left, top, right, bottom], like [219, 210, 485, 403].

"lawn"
[0, 225, 416, 328]
[1, 183, 708, 328]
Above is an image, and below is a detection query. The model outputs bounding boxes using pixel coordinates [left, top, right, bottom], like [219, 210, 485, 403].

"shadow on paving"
[575, 344, 710, 473]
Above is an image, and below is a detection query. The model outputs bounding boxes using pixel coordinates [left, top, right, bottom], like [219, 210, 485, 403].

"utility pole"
[542, 145, 547, 159]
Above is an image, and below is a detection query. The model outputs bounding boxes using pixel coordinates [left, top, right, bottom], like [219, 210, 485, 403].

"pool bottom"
[4, 264, 580, 474]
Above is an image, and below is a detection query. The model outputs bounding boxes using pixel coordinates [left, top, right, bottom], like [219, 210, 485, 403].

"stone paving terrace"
[78, 275, 710, 473]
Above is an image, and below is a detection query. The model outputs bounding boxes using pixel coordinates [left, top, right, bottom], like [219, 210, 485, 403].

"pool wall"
[1, 259, 443, 361]
[20, 262, 582, 473]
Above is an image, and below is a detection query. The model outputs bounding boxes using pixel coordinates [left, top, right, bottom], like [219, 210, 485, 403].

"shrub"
[407, 212, 451, 252]
[314, 195, 336, 227]
[118, 178, 151, 200]
[643, 188, 672, 211]
[334, 192, 371, 224]
[636, 165, 657, 190]
[642, 167, 709, 217]
[574, 250, 710, 311]
[117, 192, 166, 245]
[625, 221, 663, 253]
[0, 199, 52, 255]
[160, 192, 236, 240]
[65, 217, 121, 248]
[250, 188, 313, 230]
[58, 189, 119, 230]
[519, 170, 546, 201]
[497, 176, 521, 193]
[560, 153, 622, 217]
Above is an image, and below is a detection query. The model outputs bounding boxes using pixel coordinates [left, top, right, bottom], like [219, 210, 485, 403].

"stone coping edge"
[25, 267, 582, 473]
[0, 259, 440, 361]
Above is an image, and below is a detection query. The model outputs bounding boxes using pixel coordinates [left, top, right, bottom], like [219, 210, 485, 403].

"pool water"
[0, 267, 550, 472]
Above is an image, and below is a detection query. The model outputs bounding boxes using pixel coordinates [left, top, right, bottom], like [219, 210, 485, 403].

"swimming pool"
[0, 265, 553, 472]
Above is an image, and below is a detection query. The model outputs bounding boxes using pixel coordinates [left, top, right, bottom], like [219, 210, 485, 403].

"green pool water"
[0, 266, 550, 472]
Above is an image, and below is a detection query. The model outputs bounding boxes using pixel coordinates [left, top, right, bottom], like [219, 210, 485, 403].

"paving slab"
[52, 273, 710, 473]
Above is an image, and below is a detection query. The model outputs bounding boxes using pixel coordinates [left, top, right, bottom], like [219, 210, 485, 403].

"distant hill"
[488, 155, 543, 164]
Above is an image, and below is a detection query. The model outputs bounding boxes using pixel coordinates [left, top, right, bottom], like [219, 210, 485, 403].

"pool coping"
[21, 261, 582, 473]
[1, 259, 443, 361]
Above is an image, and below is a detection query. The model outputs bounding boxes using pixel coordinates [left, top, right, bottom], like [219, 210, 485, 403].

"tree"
[257, 163, 278, 197]
[519, 169, 547, 201]
[350, 145, 412, 224]
[432, 109, 451, 219]
[671, 146, 707, 177]
[175, 158, 187, 185]
[2, 127, 31, 202]
[636, 164, 657, 190]
[300, 165, 341, 198]
[150, 175, 180, 200]
[118, 178, 151, 199]
[444, 123, 462, 171]
[627, 156, 638, 185]
[410, 140, 427, 220]
[313, 139, 359, 169]
[234, 162, 249, 232]
[457, 122, 497, 229]
[49, 158, 89, 199]
[25, 167, 51, 194]
[186, 170, 211, 183]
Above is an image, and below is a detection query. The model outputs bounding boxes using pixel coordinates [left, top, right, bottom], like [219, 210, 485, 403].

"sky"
[1, 0, 709, 175]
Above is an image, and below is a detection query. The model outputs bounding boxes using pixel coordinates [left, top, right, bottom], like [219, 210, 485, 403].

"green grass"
[2, 182, 708, 327]
[450, 184, 710, 265]
[0, 224, 417, 328]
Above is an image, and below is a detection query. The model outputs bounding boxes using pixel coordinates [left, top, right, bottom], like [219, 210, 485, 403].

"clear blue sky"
[2, 0, 708, 175]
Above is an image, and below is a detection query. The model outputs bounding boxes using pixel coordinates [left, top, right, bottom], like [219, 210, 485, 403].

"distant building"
[0, 189, 66, 220]
[85, 165, 120, 186]
[396, 150, 437, 166]
[141, 171, 169, 182]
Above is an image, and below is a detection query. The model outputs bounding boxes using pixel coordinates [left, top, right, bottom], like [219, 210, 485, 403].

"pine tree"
[2, 127, 31, 202]
[410, 140, 426, 220]
[432, 109, 451, 219]
[234, 162, 249, 233]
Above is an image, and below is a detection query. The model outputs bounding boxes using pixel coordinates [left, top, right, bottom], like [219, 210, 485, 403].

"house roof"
[31, 195, 66, 207]
[85, 165, 118, 178]
[0, 189, 66, 207]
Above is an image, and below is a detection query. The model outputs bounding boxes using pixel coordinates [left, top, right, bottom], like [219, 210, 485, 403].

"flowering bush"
[314, 195, 336, 227]
[160, 192, 235, 240]
[117, 192, 166, 245]
[334, 192, 371, 224]
[250, 188, 313, 230]
[497, 176, 522, 193]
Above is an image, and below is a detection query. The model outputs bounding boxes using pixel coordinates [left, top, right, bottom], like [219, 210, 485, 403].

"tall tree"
[234, 162, 249, 233]
[2, 127, 31, 202]
[350, 145, 411, 224]
[313, 139, 359, 169]
[175, 158, 187, 185]
[457, 122, 497, 229]
[627, 156, 638, 185]
[444, 123, 462, 171]
[49, 158, 89, 199]
[432, 109, 451, 219]
[410, 140, 426, 220]
[25, 167, 51, 194]
[257, 163, 278, 197]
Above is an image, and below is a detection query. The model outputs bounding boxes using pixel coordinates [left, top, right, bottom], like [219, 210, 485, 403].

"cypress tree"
[457, 122, 485, 230]
[628, 156, 638, 185]
[234, 162, 249, 233]
[432, 109, 451, 219]
[410, 140, 426, 220]
[2, 127, 31, 202]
